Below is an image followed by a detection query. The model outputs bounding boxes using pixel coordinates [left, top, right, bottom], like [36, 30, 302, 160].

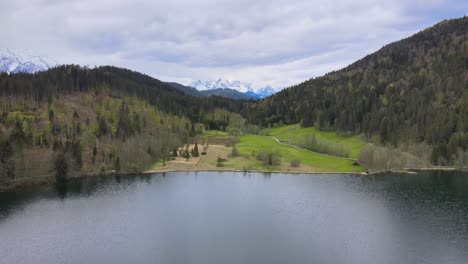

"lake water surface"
[1, 171, 468, 264]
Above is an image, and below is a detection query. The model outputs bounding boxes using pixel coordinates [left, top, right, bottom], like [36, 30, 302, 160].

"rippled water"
[1, 171, 468, 264]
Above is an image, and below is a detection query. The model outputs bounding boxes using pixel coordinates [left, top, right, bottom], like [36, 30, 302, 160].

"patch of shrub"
[217, 157, 227, 167]
[230, 143, 240, 157]
[290, 159, 301, 167]
[258, 129, 271, 136]
[358, 144, 431, 171]
[256, 150, 282, 166]
[299, 135, 351, 158]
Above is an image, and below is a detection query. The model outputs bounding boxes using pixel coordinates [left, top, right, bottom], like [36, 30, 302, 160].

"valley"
[0, 17, 467, 190]
[2, 1, 468, 264]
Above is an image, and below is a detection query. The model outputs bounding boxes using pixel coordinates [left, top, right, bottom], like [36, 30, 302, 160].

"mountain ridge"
[0, 48, 57, 74]
[0, 50, 272, 100]
[190, 79, 275, 98]
[165, 82, 260, 100]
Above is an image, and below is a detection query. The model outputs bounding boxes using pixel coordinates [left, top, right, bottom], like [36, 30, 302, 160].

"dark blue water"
[1, 171, 468, 264]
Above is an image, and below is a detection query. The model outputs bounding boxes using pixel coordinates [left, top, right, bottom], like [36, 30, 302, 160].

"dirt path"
[269, 136, 356, 161]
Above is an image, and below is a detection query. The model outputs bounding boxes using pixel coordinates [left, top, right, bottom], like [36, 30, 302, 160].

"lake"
[1, 171, 468, 264]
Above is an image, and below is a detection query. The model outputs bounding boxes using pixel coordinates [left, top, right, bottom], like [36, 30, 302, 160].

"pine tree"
[193, 143, 199, 157]
[71, 140, 82, 169]
[231, 143, 239, 157]
[48, 109, 55, 121]
[183, 145, 190, 160]
[190, 123, 196, 137]
[0, 140, 13, 180]
[55, 152, 68, 182]
[114, 157, 120, 172]
[92, 144, 97, 164]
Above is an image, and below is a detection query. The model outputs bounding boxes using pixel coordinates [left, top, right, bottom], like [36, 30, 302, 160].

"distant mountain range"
[190, 79, 275, 99]
[165, 82, 255, 100]
[0, 49, 276, 100]
[166, 81, 274, 100]
[0, 49, 57, 74]
[0, 50, 276, 100]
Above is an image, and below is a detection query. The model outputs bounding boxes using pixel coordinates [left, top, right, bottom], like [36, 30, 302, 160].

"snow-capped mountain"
[255, 86, 276, 98]
[190, 79, 276, 98]
[0, 49, 57, 74]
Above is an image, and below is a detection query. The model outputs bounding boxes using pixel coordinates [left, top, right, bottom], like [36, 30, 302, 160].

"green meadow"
[237, 134, 365, 173]
[267, 124, 368, 159]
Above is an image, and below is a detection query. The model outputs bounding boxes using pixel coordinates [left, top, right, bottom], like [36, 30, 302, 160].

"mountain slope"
[0, 50, 261, 100]
[199, 88, 258, 100]
[0, 65, 251, 122]
[165, 82, 201, 97]
[0, 49, 56, 74]
[0, 49, 269, 100]
[255, 17, 468, 164]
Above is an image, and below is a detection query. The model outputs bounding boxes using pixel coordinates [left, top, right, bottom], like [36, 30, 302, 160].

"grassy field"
[150, 144, 268, 173]
[267, 124, 368, 159]
[152, 127, 367, 173]
[237, 135, 365, 173]
[151, 132, 366, 173]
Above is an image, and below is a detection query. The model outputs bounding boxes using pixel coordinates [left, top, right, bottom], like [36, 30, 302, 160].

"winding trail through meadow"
[269, 136, 356, 161]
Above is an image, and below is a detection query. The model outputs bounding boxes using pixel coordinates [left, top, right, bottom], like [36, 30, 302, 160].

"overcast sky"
[1, 0, 466, 90]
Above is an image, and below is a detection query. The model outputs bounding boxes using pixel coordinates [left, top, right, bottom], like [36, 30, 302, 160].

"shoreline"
[1, 166, 466, 192]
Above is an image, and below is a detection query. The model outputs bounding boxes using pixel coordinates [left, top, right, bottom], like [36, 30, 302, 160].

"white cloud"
[0, 0, 465, 90]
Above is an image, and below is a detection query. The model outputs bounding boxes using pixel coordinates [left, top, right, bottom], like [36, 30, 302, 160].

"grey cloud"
[0, 0, 465, 90]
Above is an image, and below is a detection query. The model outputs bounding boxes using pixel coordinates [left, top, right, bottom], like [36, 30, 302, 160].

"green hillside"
[237, 135, 365, 173]
[268, 124, 367, 158]
[252, 17, 468, 165]
[0, 90, 191, 182]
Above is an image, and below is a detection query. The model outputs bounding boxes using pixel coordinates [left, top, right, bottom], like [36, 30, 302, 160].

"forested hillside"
[0, 66, 252, 121]
[0, 66, 254, 184]
[254, 17, 468, 165]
